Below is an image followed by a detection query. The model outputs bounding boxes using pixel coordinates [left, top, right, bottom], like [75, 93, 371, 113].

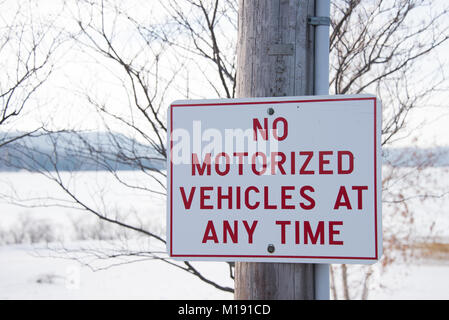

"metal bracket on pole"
[307, 16, 330, 26]
[268, 44, 294, 56]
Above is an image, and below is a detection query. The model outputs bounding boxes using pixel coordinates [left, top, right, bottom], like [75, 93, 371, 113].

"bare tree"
[5, 0, 234, 293]
[328, 0, 449, 299]
[0, 0, 65, 148]
[153, 0, 238, 98]
[5, 0, 449, 298]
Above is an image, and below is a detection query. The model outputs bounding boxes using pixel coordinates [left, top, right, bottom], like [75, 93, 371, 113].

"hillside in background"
[382, 147, 449, 167]
[0, 131, 448, 171]
[0, 131, 165, 172]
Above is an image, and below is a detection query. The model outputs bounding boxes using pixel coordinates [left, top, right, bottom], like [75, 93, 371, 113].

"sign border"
[167, 95, 381, 264]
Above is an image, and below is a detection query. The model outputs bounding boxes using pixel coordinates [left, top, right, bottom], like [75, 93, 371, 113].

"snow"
[1, 243, 449, 300]
[0, 168, 449, 300]
[0, 244, 233, 300]
[370, 262, 449, 300]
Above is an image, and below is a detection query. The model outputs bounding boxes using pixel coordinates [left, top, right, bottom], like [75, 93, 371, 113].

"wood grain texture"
[236, 0, 314, 98]
[234, 0, 315, 300]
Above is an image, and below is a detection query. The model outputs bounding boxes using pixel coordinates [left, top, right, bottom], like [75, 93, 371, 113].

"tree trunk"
[234, 0, 315, 300]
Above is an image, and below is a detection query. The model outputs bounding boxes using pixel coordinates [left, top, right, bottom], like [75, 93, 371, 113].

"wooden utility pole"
[234, 0, 316, 300]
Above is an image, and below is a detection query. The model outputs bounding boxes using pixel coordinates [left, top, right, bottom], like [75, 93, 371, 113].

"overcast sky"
[2, 0, 449, 148]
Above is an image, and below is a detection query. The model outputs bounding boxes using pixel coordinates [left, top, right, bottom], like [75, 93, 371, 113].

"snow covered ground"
[370, 261, 449, 299]
[0, 243, 448, 300]
[0, 243, 233, 300]
[0, 168, 448, 300]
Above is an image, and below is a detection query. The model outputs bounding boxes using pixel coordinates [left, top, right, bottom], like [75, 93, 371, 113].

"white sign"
[167, 95, 382, 264]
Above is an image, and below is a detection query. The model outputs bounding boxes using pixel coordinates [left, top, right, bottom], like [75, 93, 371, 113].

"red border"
[169, 97, 379, 261]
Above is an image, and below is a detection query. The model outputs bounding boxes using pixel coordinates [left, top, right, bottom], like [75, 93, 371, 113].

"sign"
[167, 95, 382, 264]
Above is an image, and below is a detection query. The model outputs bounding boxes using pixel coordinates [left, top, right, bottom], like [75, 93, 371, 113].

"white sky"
[1, 0, 449, 148]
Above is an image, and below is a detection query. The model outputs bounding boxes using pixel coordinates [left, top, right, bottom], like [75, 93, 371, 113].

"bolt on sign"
[167, 95, 382, 264]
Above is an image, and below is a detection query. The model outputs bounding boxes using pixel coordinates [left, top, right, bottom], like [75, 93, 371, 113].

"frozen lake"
[0, 170, 166, 240]
[1, 167, 448, 239]
[0, 167, 448, 299]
